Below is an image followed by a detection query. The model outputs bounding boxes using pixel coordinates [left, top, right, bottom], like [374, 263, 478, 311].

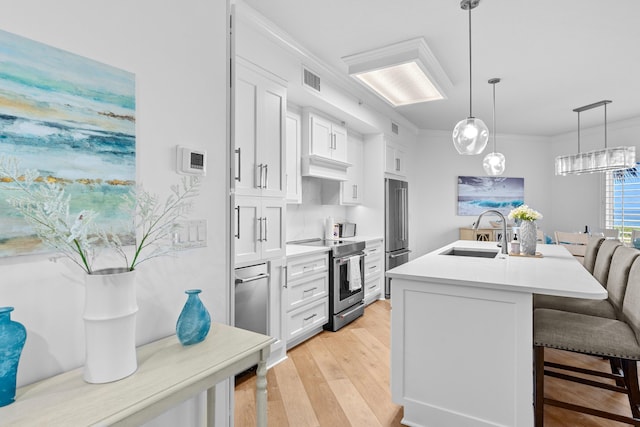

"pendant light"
[483, 78, 506, 175]
[555, 100, 636, 175]
[452, 0, 489, 155]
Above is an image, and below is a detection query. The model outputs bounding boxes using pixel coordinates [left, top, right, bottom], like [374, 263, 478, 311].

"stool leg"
[535, 346, 545, 427]
[610, 358, 626, 387]
[622, 359, 640, 420]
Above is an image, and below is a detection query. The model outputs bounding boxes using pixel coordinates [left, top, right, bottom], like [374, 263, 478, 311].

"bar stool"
[533, 256, 640, 426]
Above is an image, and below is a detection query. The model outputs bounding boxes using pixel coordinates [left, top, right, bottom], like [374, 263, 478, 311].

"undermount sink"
[439, 247, 499, 258]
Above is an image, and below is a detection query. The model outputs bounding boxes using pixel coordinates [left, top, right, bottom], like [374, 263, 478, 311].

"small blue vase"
[176, 289, 211, 346]
[0, 307, 27, 407]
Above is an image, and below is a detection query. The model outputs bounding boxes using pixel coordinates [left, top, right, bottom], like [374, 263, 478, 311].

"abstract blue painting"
[0, 29, 135, 257]
[457, 176, 524, 216]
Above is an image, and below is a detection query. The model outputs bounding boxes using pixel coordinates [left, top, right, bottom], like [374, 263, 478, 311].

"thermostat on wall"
[176, 146, 207, 176]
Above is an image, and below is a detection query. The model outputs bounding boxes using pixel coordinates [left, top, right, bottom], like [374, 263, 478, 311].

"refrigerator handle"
[389, 249, 412, 259]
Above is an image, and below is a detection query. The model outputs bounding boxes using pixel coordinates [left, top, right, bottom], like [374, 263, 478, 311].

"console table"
[0, 322, 274, 426]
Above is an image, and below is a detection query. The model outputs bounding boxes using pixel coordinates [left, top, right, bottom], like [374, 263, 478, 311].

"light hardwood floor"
[235, 300, 636, 426]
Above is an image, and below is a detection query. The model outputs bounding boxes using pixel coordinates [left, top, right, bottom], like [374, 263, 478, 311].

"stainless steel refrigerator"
[385, 178, 411, 298]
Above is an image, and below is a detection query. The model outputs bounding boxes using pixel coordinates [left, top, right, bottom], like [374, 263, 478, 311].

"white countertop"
[386, 240, 607, 299]
[285, 244, 330, 257]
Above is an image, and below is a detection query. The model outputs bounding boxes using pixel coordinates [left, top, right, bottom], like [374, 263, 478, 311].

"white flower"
[508, 205, 543, 222]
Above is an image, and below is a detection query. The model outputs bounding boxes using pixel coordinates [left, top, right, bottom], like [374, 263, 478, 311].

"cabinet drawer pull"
[303, 313, 317, 321]
[302, 264, 317, 272]
[303, 287, 318, 294]
[368, 265, 377, 270]
[368, 284, 377, 289]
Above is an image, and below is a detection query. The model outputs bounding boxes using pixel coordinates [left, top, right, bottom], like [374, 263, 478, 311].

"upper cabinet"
[301, 108, 351, 181]
[384, 138, 407, 178]
[234, 57, 286, 198]
[285, 109, 302, 204]
[341, 135, 363, 205]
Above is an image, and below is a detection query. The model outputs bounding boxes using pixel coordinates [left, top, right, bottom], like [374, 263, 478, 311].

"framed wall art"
[457, 176, 524, 216]
[0, 29, 136, 257]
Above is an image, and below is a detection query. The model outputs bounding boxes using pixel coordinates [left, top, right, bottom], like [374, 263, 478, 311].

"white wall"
[411, 130, 553, 257]
[0, 1, 230, 425]
[549, 116, 640, 235]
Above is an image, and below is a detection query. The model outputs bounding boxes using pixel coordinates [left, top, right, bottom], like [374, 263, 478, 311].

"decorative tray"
[509, 252, 543, 258]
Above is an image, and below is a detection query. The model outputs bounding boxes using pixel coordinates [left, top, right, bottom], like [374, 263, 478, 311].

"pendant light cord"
[492, 81, 496, 151]
[468, 5, 473, 118]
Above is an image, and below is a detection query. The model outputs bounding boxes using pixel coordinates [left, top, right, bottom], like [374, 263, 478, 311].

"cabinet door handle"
[235, 148, 241, 181]
[263, 217, 268, 241]
[263, 164, 268, 189]
[234, 206, 240, 239]
[352, 184, 357, 199]
[283, 266, 288, 289]
[257, 217, 263, 242]
[255, 164, 262, 188]
[396, 157, 400, 172]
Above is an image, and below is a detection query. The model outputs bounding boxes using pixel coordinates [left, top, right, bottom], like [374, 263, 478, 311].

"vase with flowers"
[0, 156, 200, 383]
[508, 205, 543, 256]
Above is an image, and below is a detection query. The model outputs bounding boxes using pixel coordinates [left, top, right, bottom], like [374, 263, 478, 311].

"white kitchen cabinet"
[267, 257, 286, 367]
[385, 139, 407, 178]
[234, 57, 286, 198]
[285, 250, 329, 348]
[234, 195, 285, 265]
[301, 108, 351, 180]
[285, 109, 302, 204]
[341, 135, 363, 205]
[363, 238, 384, 305]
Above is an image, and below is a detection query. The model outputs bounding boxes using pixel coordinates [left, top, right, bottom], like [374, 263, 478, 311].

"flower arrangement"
[508, 204, 543, 222]
[0, 156, 200, 274]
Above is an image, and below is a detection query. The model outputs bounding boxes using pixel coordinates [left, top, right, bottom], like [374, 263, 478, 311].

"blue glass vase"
[176, 289, 211, 346]
[0, 307, 27, 407]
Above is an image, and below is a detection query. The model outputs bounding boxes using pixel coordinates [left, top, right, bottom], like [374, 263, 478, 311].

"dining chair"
[602, 228, 621, 240]
[532, 241, 633, 320]
[533, 255, 640, 426]
[554, 231, 589, 263]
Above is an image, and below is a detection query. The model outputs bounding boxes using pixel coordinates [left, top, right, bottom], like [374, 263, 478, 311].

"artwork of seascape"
[457, 176, 524, 216]
[0, 29, 135, 257]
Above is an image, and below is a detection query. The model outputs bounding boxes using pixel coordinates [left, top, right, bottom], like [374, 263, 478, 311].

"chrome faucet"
[473, 209, 509, 255]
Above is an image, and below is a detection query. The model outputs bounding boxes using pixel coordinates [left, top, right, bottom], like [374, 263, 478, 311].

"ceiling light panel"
[343, 38, 452, 107]
[354, 62, 443, 106]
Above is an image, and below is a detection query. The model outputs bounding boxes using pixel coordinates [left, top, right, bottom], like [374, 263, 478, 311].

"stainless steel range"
[291, 238, 365, 331]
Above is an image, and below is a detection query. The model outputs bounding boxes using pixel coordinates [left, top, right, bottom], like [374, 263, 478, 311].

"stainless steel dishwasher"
[234, 263, 269, 335]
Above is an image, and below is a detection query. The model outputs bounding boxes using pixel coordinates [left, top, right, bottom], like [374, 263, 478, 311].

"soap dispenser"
[510, 233, 520, 255]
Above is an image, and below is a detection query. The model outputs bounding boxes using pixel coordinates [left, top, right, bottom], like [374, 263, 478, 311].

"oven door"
[333, 253, 365, 314]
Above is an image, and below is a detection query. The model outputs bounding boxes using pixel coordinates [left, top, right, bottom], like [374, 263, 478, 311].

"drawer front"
[364, 275, 382, 304]
[364, 253, 382, 279]
[286, 271, 328, 312]
[287, 298, 328, 341]
[364, 240, 383, 257]
[287, 253, 328, 282]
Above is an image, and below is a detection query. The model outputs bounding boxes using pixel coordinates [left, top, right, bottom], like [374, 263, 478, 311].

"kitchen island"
[386, 240, 606, 427]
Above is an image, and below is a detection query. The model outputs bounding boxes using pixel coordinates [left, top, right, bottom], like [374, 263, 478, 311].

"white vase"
[83, 268, 138, 383]
[519, 220, 538, 256]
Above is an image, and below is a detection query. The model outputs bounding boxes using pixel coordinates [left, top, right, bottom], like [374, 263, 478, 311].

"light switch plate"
[173, 219, 207, 249]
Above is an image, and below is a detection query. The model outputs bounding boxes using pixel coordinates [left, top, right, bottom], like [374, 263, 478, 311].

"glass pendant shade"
[483, 152, 506, 175]
[452, 117, 489, 155]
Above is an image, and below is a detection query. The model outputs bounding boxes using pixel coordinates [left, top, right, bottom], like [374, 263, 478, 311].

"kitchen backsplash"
[286, 177, 351, 242]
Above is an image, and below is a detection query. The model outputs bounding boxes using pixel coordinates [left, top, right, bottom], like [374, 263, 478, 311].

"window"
[605, 163, 640, 243]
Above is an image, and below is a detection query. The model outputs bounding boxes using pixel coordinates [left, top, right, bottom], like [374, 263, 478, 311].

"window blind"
[605, 163, 640, 243]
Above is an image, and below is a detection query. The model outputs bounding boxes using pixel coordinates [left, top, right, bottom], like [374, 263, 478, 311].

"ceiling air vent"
[391, 122, 399, 135]
[303, 67, 321, 92]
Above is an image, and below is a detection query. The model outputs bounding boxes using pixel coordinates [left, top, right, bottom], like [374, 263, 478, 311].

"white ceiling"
[241, 0, 640, 137]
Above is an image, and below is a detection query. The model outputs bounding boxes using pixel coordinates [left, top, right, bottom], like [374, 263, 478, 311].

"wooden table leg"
[255, 350, 268, 427]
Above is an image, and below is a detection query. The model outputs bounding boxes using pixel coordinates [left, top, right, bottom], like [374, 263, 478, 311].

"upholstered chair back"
[583, 236, 605, 274]
[622, 256, 640, 343]
[592, 239, 623, 286]
[606, 247, 640, 314]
